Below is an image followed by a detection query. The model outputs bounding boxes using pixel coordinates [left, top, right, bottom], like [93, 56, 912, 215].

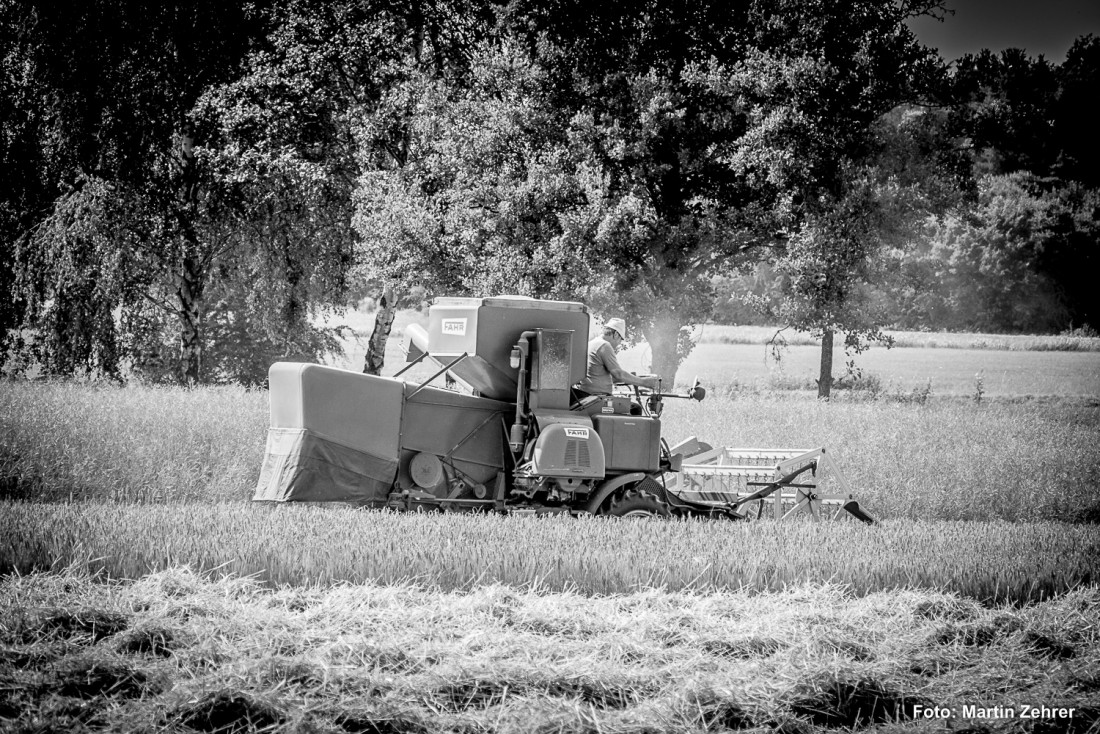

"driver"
[572, 317, 659, 400]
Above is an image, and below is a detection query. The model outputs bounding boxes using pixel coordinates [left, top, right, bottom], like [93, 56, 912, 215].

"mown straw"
[1, 567, 1096, 733]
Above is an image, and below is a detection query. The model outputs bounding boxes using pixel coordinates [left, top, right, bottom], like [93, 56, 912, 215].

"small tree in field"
[725, 3, 951, 399]
[772, 188, 899, 399]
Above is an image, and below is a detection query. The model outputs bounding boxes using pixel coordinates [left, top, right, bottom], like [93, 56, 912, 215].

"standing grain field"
[5, 380, 1097, 522]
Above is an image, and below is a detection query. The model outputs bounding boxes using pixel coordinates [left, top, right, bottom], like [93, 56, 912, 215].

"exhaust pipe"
[509, 331, 537, 452]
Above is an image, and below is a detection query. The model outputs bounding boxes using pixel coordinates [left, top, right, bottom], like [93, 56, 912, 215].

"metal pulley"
[410, 452, 444, 489]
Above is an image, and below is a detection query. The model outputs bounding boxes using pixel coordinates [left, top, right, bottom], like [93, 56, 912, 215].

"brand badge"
[564, 427, 590, 439]
[441, 318, 467, 336]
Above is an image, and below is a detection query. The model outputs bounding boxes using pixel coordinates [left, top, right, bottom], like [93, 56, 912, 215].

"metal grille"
[564, 440, 591, 468]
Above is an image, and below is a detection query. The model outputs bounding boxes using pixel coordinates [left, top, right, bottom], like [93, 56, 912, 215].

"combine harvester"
[254, 296, 873, 523]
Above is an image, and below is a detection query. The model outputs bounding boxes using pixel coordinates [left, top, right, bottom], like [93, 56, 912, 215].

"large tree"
[3, 0, 269, 381]
[1053, 35, 1100, 189]
[499, 0, 773, 384]
[518, 0, 946, 386]
[949, 47, 1061, 179]
[356, 1, 773, 384]
[356, 0, 951, 386]
[354, 43, 610, 308]
[4, 0, 495, 383]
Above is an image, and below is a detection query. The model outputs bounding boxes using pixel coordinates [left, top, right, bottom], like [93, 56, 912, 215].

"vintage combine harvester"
[254, 296, 873, 522]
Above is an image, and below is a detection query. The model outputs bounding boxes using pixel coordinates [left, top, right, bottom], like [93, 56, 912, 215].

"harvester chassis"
[254, 295, 874, 524]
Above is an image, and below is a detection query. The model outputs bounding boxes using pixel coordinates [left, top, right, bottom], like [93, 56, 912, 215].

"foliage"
[0, 0, 281, 382]
[950, 48, 1062, 178]
[9, 177, 142, 378]
[355, 1, 950, 384]
[353, 45, 601, 300]
[727, 10, 951, 396]
[720, 172, 1099, 336]
[1053, 35, 1100, 188]
[503, 2, 784, 381]
[890, 173, 1099, 332]
[122, 284, 347, 386]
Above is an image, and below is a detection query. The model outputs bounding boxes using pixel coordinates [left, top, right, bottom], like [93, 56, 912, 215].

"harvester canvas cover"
[254, 363, 512, 504]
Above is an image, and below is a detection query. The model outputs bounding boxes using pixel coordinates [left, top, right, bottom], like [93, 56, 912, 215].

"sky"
[907, 0, 1100, 63]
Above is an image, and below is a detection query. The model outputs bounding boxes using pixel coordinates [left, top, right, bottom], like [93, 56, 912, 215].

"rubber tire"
[607, 493, 671, 518]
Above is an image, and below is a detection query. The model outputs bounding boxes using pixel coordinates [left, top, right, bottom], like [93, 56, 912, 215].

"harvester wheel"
[607, 490, 670, 518]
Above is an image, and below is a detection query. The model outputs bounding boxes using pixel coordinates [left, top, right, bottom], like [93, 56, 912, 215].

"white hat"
[604, 318, 626, 339]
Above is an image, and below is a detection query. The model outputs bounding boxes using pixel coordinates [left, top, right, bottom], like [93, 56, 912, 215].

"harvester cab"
[253, 295, 874, 523]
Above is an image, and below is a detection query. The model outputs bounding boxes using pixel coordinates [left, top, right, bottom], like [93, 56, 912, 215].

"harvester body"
[253, 295, 873, 522]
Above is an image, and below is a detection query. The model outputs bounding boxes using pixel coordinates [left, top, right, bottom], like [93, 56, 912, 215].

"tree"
[949, 48, 1060, 179]
[342, 0, 498, 374]
[186, 0, 416, 382]
[1053, 35, 1100, 188]
[4, 0, 496, 383]
[355, 1, 953, 388]
[3, 0, 271, 381]
[499, 1, 772, 385]
[712, 1, 948, 398]
[0, 5, 50, 367]
[353, 45, 602, 304]
[773, 101, 976, 396]
[356, 1, 772, 385]
[909, 173, 1097, 333]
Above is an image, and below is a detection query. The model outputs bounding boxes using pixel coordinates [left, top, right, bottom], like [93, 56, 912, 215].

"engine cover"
[592, 414, 661, 472]
[531, 423, 606, 479]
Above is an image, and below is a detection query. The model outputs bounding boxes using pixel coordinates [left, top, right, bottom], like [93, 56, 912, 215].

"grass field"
[612, 342, 1100, 396]
[3, 320, 1100, 732]
[691, 324, 1100, 352]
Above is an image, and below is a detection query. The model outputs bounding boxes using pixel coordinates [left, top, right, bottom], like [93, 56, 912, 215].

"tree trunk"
[176, 256, 204, 384]
[644, 315, 683, 391]
[817, 328, 834, 400]
[174, 126, 204, 384]
[363, 284, 398, 376]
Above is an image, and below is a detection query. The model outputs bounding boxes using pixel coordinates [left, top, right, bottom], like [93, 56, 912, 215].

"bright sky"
[907, 0, 1100, 63]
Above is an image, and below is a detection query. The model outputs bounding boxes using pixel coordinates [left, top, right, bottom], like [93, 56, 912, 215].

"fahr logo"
[564, 427, 590, 439]
[440, 318, 467, 336]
